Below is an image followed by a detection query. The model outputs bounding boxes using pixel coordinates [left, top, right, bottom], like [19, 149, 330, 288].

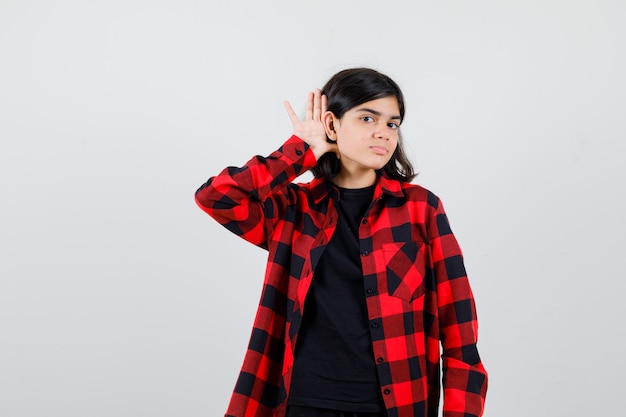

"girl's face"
[324, 96, 401, 187]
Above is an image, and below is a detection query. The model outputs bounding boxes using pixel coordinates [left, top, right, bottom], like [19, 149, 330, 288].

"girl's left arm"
[428, 197, 488, 417]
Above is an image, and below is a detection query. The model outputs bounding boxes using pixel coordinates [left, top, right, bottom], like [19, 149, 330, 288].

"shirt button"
[377, 357, 384, 363]
[384, 389, 391, 395]
[371, 322, 379, 329]
[361, 250, 369, 256]
[362, 219, 368, 224]
[295, 149, 303, 156]
[366, 288, 374, 294]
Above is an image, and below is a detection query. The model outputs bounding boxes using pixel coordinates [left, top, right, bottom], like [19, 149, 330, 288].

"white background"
[1, 1, 625, 416]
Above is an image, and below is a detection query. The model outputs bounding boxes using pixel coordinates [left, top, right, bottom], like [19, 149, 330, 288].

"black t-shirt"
[288, 185, 385, 413]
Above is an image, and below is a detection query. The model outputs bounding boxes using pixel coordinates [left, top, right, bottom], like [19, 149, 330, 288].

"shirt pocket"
[382, 241, 427, 303]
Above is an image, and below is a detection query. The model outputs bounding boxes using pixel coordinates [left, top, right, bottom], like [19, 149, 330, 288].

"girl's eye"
[361, 116, 374, 123]
[388, 122, 399, 129]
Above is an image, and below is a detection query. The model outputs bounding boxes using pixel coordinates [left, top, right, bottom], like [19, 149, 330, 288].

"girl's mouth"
[370, 146, 388, 155]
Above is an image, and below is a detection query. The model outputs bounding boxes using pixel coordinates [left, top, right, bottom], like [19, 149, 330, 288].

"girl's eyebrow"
[355, 107, 401, 120]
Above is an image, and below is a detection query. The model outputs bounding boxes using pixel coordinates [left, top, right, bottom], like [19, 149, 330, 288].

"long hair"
[311, 68, 416, 182]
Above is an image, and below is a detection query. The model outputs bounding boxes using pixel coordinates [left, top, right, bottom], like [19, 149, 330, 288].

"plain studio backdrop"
[1, 1, 624, 416]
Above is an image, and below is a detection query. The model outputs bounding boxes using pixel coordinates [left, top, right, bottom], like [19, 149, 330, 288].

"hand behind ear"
[284, 89, 338, 160]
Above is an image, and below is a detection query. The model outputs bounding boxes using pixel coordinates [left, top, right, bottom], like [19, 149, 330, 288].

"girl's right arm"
[194, 135, 316, 249]
[195, 89, 337, 249]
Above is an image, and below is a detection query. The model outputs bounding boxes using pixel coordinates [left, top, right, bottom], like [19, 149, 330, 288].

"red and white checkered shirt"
[195, 136, 488, 417]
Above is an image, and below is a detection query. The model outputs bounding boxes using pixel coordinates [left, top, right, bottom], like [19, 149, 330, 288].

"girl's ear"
[322, 111, 338, 142]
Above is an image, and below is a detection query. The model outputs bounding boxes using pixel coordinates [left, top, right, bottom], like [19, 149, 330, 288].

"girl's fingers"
[304, 91, 314, 120]
[283, 101, 300, 125]
[285, 89, 325, 126]
[312, 89, 321, 121]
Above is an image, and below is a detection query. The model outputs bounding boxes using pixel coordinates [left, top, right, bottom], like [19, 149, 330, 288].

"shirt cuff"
[283, 135, 317, 170]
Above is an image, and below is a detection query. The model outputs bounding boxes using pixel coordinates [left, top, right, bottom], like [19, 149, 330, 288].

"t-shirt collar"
[310, 174, 405, 205]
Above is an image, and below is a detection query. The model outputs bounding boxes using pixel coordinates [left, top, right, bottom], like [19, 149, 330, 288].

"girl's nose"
[374, 124, 389, 140]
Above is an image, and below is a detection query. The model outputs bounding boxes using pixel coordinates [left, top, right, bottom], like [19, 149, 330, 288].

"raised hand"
[284, 89, 338, 160]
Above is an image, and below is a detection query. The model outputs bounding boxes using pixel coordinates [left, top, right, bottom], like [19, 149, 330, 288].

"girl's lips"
[370, 146, 388, 155]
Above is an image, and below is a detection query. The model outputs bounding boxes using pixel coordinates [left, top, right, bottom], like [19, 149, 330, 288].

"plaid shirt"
[195, 136, 487, 417]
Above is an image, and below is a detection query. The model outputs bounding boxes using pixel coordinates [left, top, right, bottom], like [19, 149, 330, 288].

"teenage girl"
[195, 68, 488, 417]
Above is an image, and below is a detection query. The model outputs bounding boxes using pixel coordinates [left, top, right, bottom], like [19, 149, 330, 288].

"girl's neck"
[332, 168, 377, 189]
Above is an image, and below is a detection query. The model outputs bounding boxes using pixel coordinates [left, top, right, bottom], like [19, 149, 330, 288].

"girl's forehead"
[348, 97, 401, 117]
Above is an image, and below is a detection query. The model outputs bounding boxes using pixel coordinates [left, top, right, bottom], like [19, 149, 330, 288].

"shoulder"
[293, 176, 334, 202]
[260, 178, 331, 214]
[397, 181, 442, 210]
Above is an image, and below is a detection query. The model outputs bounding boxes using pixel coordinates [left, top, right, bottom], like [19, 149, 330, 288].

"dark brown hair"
[312, 67, 416, 182]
